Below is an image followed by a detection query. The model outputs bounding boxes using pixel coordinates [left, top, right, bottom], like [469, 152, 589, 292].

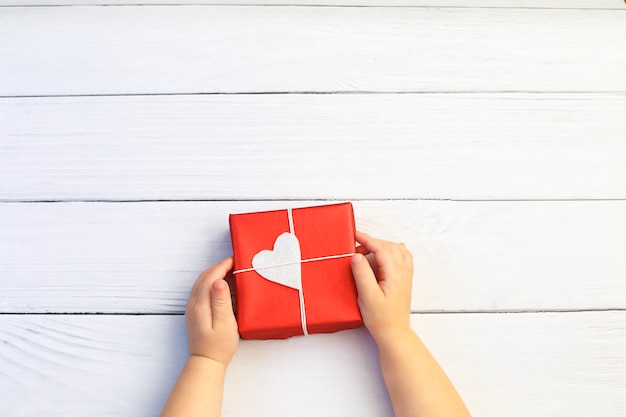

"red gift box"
[229, 202, 362, 340]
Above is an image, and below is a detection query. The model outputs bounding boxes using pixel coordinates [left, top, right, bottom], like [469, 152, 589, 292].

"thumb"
[351, 253, 381, 303]
[211, 279, 234, 327]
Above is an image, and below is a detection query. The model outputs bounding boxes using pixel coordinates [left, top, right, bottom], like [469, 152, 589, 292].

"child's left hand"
[185, 257, 239, 365]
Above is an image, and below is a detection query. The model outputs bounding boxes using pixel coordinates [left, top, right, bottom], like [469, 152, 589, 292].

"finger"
[195, 256, 234, 289]
[190, 269, 205, 298]
[400, 244, 414, 264]
[351, 253, 381, 302]
[212, 256, 234, 276]
[192, 257, 234, 313]
[355, 244, 370, 256]
[224, 272, 237, 315]
[211, 279, 235, 328]
[355, 230, 388, 255]
[355, 230, 371, 243]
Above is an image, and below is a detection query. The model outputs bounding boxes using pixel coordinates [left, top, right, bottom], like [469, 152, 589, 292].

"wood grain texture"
[2, 200, 625, 313]
[1, 7, 625, 96]
[1, 1, 622, 8]
[1, 312, 625, 417]
[2, 94, 625, 201]
[2, 2, 625, 416]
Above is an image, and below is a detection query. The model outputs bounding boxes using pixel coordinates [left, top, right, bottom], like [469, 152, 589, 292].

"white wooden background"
[1, 1, 625, 416]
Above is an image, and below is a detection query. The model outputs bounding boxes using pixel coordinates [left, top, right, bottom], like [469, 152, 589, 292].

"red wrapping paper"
[229, 202, 362, 340]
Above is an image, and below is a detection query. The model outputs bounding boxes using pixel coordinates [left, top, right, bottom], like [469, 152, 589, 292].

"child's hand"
[185, 257, 239, 365]
[351, 231, 413, 344]
[351, 233, 471, 417]
[162, 258, 238, 417]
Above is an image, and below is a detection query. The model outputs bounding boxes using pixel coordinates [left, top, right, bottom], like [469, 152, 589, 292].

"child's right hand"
[351, 231, 414, 344]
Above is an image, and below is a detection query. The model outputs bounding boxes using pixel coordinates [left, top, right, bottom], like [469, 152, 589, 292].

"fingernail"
[352, 253, 364, 264]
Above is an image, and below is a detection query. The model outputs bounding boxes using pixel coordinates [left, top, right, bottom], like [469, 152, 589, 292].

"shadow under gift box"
[229, 202, 363, 340]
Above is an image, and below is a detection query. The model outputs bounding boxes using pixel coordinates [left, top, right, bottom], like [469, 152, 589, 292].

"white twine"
[232, 252, 355, 275]
[289, 208, 308, 336]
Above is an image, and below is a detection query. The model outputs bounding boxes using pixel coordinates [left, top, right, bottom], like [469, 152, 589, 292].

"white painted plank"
[0, 1, 621, 8]
[0, 315, 389, 417]
[1, 94, 625, 201]
[1, 312, 624, 417]
[1, 200, 625, 313]
[1, 7, 625, 96]
[410, 312, 626, 417]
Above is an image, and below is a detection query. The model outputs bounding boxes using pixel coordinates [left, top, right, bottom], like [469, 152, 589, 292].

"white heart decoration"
[251, 232, 302, 290]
